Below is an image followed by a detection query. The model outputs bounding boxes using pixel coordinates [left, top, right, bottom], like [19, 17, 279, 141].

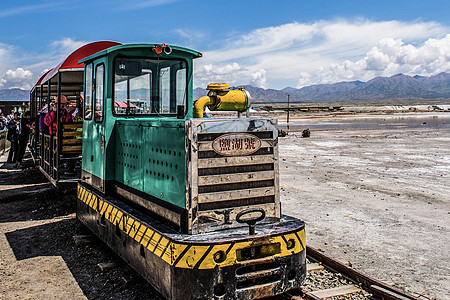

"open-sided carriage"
[29, 41, 120, 186]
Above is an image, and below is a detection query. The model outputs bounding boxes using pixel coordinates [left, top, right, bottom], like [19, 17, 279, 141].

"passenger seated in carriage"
[44, 95, 73, 135]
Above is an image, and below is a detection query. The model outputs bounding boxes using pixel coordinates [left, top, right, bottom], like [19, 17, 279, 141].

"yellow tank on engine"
[194, 83, 251, 118]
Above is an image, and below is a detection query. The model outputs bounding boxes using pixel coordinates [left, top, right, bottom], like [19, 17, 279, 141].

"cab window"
[176, 68, 186, 108]
[114, 58, 187, 115]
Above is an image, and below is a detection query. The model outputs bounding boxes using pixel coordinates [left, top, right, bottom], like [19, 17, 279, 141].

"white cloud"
[310, 34, 450, 86]
[195, 62, 245, 88]
[51, 38, 88, 58]
[2, 20, 450, 91]
[5, 68, 33, 80]
[194, 19, 450, 89]
[0, 38, 89, 90]
[250, 69, 267, 88]
[1, 68, 33, 89]
[296, 72, 312, 88]
[0, 44, 18, 89]
[173, 29, 205, 49]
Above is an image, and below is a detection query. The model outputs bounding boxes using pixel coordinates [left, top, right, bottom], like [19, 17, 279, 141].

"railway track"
[75, 232, 424, 300]
[1, 159, 430, 300]
[277, 246, 423, 300]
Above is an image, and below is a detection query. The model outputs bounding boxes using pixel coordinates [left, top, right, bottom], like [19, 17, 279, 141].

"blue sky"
[1, 0, 450, 90]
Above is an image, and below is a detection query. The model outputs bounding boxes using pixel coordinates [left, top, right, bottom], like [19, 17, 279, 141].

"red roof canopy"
[39, 41, 121, 85]
[30, 69, 53, 93]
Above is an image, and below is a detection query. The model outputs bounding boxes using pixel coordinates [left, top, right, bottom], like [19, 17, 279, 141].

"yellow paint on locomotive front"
[77, 184, 305, 270]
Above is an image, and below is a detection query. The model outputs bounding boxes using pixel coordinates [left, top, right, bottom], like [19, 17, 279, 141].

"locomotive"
[30, 41, 306, 299]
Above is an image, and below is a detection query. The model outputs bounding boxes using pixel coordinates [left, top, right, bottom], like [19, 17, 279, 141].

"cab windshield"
[114, 57, 187, 115]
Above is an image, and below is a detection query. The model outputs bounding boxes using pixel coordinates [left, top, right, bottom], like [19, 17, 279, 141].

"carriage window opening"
[94, 64, 104, 122]
[85, 63, 93, 119]
[114, 58, 187, 115]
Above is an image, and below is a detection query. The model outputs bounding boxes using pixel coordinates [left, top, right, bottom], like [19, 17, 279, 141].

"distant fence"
[0, 130, 10, 155]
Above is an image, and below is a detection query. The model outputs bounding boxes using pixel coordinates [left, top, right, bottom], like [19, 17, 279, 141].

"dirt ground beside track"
[279, 114, 449, 299]
[0, 112, 449, 299]
[0, 157, 162, 300]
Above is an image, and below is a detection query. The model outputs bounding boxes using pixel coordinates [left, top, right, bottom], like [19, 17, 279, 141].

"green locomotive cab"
[77, 43, 306, 299]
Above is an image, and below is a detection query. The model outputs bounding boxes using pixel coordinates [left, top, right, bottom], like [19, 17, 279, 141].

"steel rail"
[304, 245, 421, 300]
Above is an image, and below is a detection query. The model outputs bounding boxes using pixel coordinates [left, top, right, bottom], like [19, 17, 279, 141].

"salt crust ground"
[279, 118, 449, 299]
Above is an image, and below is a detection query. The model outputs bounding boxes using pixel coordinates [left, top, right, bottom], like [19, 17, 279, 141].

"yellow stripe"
[199, 243, 234, 269]
[97, 199, 104, 212]
[147, 232, 161, 252]
[105, 205, 113, 219]
[281, 232, 302, 253]
[83, 190, 89, 203]
[108, 207, 118, 223]
[161, 242, 172, 264]
[80, 189, 86, 202]
[76, 184, 306, 270]
[90, 195, 97, 208]
[92, 196, 98, 210]
[154, 237, 169, 257]
[100, 202, 109, 215]
[141, 229, 154, 247]
[86, 194, 93, 207]
[134, 224, 147, 242]
[172, 243, 188, 262]
[269, 235, 284, 247]
[175, 245, 209, 269]
[296, 229, 306, 249]
[121, 215, 128, 231]
[114, 211, 123, 226]
[129, 221, 141, 238]
[220, 241, 252, 267]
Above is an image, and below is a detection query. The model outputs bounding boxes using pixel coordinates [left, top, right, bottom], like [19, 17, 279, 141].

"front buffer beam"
[77, 184, 306, 299]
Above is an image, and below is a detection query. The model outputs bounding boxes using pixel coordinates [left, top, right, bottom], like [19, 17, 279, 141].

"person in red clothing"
[44, 95, 73, 135]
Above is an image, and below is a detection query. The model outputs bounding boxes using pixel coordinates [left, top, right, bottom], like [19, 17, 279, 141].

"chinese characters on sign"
[212, 133, 262, 156]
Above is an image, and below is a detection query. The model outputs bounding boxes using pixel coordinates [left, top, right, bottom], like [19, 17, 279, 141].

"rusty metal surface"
[306, 246, 420, 300]
[187, 117, 282, 235]
[77, 184, 307, 299]
[370, 285, 416, 300]
[168, 215, 304, 243]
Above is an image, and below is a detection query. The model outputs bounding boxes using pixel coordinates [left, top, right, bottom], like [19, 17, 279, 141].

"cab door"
[81, 63, 106, 193]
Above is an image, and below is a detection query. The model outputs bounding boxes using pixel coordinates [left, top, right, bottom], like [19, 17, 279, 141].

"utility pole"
[287, 94, 290, 130]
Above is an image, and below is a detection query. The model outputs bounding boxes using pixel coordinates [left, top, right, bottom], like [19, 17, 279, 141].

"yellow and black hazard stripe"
[78, 184, 305, 270]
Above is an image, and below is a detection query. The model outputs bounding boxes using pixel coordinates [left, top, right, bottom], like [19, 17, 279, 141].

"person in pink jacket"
[44, 95, 73, 135]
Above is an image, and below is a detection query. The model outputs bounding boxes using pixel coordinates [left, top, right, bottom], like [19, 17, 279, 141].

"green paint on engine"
[114, 119, 186, 207]
[81, 43, 200, 208]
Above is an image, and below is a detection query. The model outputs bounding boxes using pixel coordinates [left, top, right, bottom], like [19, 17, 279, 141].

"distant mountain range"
[194, 72, 450, 103]
[0, 88, 29, 101]
[2, 72, 450, 103]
